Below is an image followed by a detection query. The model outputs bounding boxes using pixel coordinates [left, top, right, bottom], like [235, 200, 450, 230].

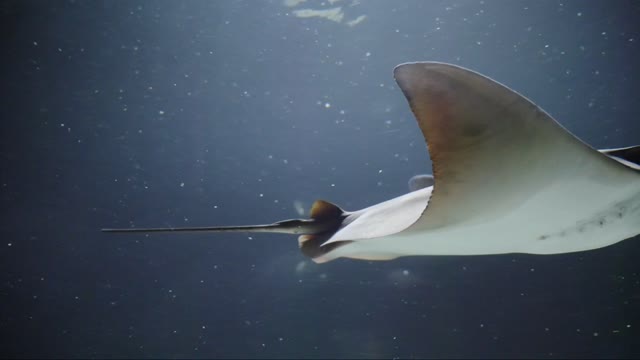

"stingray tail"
[101, 200, 348, 236]
[101, 223, 300, 234]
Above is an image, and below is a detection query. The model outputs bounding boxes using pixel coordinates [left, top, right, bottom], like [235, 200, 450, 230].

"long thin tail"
[101, 224, 285, 234]
[101, 218, 330, 236]
[101, 200, 348, 239]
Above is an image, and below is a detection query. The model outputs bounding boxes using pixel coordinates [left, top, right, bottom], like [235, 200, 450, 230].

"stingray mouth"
[298, 233, 353, 261]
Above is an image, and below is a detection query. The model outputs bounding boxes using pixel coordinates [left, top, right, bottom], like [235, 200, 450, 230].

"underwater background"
[2, 0, 639, 358]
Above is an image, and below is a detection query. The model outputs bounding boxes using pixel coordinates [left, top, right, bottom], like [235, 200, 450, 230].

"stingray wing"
[393, 62, 639, 231]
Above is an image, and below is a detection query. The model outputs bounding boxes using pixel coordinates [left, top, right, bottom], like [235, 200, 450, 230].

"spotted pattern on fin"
[536, 198, 640, 242]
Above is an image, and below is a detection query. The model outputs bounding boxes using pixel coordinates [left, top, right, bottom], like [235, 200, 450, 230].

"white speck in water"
[324, 102, 331, 108]
[158, 110, 165, 115]
[180, 182, 184, 187]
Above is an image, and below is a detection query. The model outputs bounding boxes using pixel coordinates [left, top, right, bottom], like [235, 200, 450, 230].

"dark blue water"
[2, 0, 639, 358]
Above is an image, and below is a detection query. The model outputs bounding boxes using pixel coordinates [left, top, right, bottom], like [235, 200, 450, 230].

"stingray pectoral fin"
[341, 253, 400, 261]
[316, 63, 639, 262]
[392, 62, 640, 233]
[600, 145, 640, 170]
[321, 187, 431, 246]
[313, 251, 400, 264]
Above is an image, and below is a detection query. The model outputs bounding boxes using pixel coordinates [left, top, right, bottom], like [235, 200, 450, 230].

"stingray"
[102, 62, 640, 263]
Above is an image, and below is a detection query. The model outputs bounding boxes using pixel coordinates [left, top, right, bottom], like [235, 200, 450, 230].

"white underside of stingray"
[318, 175, 639, 263]
[103, 62, 640, 264]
